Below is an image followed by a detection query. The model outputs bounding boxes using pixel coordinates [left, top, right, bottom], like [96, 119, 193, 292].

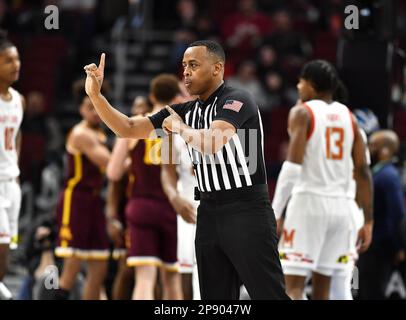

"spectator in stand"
[169, 27, 197, 75]
[262, 71, 284, 110]
[262, 9, 312, 82]
[169, 0, 200, 74]
[220, 0, 272, 69]
[357, 130, 406, 299]
[226, 60, 269, 111]
[58, 0, 97, 72]
[175, 0, 198, 29]
[194, 14, 220, 41]
[256, 44, 281, 79]
[255, 44, 296, 109]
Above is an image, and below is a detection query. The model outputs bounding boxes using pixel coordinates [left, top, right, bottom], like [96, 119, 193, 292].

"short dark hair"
[0, 29, 15, 52]
[300, 59, 348, 103]
[188, 40, 226, 63]
[150, 74, 180, 104]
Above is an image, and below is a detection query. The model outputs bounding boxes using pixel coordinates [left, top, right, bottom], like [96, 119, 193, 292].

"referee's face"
[182, 46, 220, 99]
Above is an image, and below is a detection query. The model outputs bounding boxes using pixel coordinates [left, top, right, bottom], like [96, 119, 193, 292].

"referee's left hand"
[163, 105, 185, 134]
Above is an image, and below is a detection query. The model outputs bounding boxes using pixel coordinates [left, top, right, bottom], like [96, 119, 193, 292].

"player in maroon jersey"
[107, 74, 183, 300]
[41, 80, 111, 300]
[106, 96, 152, 300]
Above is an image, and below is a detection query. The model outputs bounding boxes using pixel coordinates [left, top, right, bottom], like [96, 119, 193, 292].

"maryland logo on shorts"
[282, 229, 296, 248]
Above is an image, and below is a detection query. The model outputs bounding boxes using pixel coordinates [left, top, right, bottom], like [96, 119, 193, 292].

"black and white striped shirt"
[149, 84, 267, 193]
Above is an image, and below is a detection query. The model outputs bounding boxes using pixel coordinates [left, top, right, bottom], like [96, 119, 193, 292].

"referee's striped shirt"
[149, 83, 267, 193]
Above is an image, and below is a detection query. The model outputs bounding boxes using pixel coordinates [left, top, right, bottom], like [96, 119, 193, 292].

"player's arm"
[106, 179, 124, 221]
[16, 129, 22, 160]
[107, 138, 132, 181]
[84, 54, 155, 139]
[352, 117, 373, 253]
[353, 124, 373, 222]
[71, 128, 110, 168]
[161, 136, 196, 224]
[106, 178, 124, 247]
[272, 105, 309, 219]
[16, 94, 26, 159]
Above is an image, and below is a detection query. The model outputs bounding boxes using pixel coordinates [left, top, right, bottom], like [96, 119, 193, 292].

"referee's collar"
[198, 83, 225, 107]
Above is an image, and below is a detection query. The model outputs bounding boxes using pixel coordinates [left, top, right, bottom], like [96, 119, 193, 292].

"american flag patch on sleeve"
[223, 100, 243, 113]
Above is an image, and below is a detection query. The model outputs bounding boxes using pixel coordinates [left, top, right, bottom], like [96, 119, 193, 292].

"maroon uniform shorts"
[125, 197, 178, 271]
[55, 188, 109, 260]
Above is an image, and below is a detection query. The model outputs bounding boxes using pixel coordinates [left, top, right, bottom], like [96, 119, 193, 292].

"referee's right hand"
[84, 53, 105, 97]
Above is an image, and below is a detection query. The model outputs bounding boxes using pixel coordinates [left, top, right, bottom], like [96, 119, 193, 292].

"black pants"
[357, 241, 397, 300]
[195, 185, 289, 300]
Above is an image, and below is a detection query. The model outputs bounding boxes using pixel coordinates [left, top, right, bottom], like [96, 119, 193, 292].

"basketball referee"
[84, 40, 289, 300]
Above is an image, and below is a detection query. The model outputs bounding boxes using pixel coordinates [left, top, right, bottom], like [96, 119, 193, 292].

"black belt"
[195, 184, 268, 203]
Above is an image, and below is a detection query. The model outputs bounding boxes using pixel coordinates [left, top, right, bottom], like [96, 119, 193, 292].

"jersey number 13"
[326, 127, 344, 160]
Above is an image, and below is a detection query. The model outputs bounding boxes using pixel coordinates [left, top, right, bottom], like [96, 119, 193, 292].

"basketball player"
[106, 96, 152, 300]
[330, 118, 375, 300]
[161, 104, 200, 300]
[106, 175, 134, 300]
[0, 31, 24, 300]
[272, 60, 373, 300]
[107, 74, 182, 300]
[44, 79, 111, 300]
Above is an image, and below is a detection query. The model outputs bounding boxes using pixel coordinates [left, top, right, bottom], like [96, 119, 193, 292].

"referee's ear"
[213, 61, 224, 77]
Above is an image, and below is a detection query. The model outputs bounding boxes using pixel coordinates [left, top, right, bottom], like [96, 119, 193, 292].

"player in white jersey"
[330, 128, 369, 300]
[330, 111, 378, 300]
[272, 60, 373, 300]
[161, 134, 200, 300]
[161, 83, 201, 300]
[0, 31, 24, 299]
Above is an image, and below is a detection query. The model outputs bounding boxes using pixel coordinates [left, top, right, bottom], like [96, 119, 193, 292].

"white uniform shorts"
[279, 193, 357, 277]
[329, 197, 364, 300]
[177, 214, 197, 274]
[0, 179, 21, 249]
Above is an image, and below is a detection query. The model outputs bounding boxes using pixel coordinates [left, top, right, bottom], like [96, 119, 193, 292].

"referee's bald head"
[188, 40, 225, 63]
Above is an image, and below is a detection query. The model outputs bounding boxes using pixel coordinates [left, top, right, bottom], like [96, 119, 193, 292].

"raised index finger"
[99, 53, 106, 71]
